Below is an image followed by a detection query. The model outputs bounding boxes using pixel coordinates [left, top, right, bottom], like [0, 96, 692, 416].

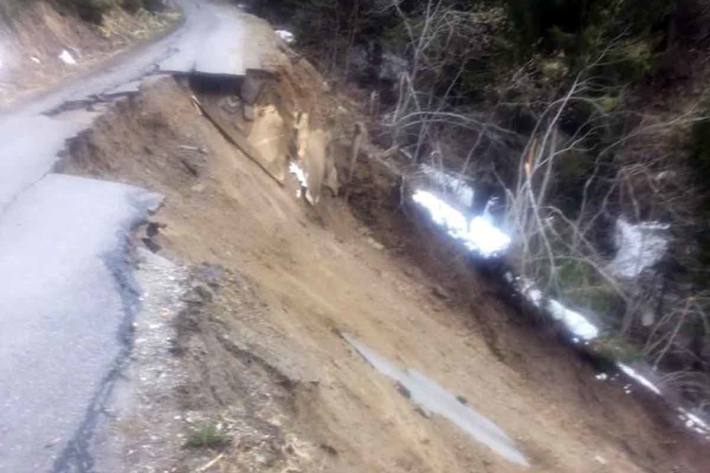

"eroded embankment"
[58, 65, 710, 473]
[0, 0, 175, 107]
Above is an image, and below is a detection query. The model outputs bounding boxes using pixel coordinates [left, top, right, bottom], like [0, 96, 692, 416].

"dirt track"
[57, 74, 710, 473]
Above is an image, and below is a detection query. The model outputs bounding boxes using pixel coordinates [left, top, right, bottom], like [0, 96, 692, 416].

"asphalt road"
[0, 2, 249, 471]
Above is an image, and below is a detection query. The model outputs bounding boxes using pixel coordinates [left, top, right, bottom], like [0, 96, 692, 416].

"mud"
[59, 68, 710, 473]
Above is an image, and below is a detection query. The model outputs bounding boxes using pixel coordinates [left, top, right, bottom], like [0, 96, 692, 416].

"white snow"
[547, 299, 600, 341]
[467, 215, 512, 256]
[678, 408, 710, 433]
[289, 161, 308, 188]
[412, 190, 511, 257]
[616, 363, 662, 396]
[420, 163, 475, 209]
[275, 30, 295, 44]
[58, 49, 77, 65]
[289, 162, 309, 199]
[518, 278, 599, 341]
[609, 218, 669, 279]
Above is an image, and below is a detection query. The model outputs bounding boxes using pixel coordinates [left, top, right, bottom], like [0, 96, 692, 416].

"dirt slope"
[56, 71, 710, 473]
[0, 1, 175, 108]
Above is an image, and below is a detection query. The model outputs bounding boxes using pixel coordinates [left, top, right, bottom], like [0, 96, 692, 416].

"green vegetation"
[184, 421, 231, 449]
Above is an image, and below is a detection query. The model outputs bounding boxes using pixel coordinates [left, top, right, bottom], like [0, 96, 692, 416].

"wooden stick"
[196, 452, 225, 472]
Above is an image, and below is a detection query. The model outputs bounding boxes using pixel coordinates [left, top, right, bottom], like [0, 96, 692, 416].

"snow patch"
[58, 49, 77, 66]
[518, 278, 599, 341]
[412, 190, 511, 257]
[609, 218, 669, 278]
[420, 164, 474, 209]
[289, 162, 307, 188]
[289, 162, 313, 201]
[275, 30, 295, 44]
[547, 299, 600, 341]
[617, 363, 662, 396]
[678, 408, 710, 436]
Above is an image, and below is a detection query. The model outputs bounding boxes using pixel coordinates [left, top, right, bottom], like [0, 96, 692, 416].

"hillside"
[252, 0, 710, 421]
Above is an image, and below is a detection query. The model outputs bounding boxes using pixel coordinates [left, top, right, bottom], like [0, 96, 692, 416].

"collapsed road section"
[1, 1, 709, 473]
[0, 2, 283, 472]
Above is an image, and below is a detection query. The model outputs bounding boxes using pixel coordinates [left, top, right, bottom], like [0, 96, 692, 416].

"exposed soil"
[0, 1, 177, 108]
[54, 69, 710, 473]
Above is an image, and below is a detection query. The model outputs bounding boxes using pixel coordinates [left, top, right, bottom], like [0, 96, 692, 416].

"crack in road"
[0, 1, 255, 471]
[51, 250, 142, 473]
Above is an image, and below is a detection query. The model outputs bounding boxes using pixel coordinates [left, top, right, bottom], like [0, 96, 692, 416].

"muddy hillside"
[1, 1, 710, 473]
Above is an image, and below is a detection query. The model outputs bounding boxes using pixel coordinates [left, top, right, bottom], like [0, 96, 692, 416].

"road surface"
[0, 2, 252, 471]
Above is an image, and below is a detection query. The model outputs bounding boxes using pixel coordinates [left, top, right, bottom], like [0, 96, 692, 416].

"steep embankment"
[249, 0, 710, 423]
[0, 0, 175, 107]
[59, 27, 710, 473]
